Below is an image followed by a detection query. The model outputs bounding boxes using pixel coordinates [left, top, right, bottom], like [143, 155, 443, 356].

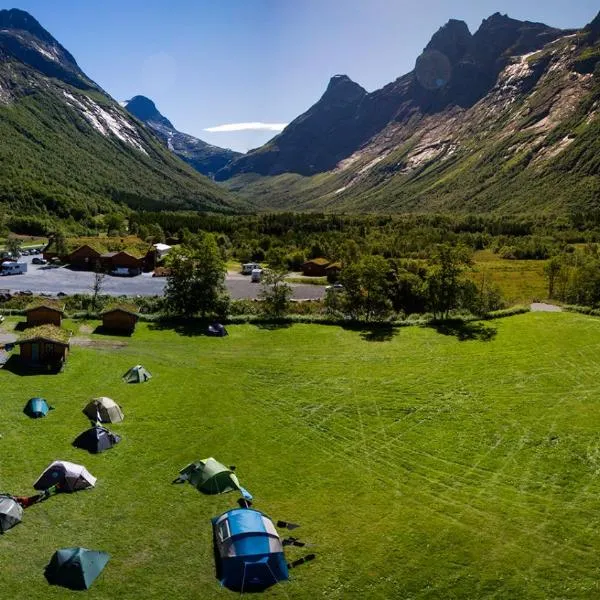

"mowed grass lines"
[2, 313, 600, 598]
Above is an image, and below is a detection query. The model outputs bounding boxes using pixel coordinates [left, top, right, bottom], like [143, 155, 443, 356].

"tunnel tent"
[23, 397, 53, 418]
[34, 461, 96, 492]
[212, 508, 289, 591]
[45, 547, 110, 590]
[0, 495, 23, 533]
[122, 365, 152, 383]
[82, 397, 124, 423]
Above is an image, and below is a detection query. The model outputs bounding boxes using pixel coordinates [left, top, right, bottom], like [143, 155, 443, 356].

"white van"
[1, 261, 27, 276]
[242, 262, 261, 275]
[250, 268, 262, 283]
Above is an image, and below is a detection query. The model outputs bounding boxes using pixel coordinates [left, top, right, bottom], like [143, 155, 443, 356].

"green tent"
[175, 457, 242, 495]
[45, 547, 109, 590]
[122, 365, 152, 383]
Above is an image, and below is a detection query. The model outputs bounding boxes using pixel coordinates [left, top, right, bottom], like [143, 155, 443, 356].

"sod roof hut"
[16, 325, 70, 370]
[101, 304, 138, 335]
[25, 300, 65, 327]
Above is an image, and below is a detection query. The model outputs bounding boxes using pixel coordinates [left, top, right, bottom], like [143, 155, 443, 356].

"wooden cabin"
[67, 244, 102, 269]
[101, 251, 144, 275]
[25, 302, 64, 327]
[101, 306, 138, 335]
[17, 325, 70, 370]
[302, 258, 331, 277]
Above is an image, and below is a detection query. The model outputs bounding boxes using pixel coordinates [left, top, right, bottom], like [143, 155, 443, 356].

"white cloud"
[204, 122, 288, 133]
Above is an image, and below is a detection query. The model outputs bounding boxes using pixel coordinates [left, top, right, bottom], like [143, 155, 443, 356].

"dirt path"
[530, 303, 562, 312]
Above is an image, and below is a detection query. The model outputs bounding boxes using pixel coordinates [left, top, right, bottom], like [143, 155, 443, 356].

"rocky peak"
[424, 19, 473, 65]
[0, 8, 91, 89]
[322, 74, 367, 103]
[125, 95, 174, 129]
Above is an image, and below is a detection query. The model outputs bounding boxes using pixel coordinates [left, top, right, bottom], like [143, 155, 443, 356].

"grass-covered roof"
[48, 236, 151, 259]
[25, 299, 65, 313]
[18, 324, 70, 345]
[102, 302, 138, 316]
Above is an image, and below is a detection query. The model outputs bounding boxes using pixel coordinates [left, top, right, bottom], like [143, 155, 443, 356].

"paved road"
[0, 256, 326, 300]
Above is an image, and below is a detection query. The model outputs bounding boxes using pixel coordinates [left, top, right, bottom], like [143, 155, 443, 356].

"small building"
[67, 245, 102, 269]
[242, 262, 261, 275]
[16, 325, 70, 370]
[325, 261, 342, 280]
[25, 301, 65, 328]
[101, 251, 143, 275]
[153, 243, 172, 261]
[302, 257, 330, 277]
[101, 305, 138, 335]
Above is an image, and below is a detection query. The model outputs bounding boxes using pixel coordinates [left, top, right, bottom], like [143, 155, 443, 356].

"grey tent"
[34, 461, 96, 492]
[73, 426, 121, 454]
[123, 365, 152, 383]
[82, 397, 124, 423]
[207, 322, 228, 337]
[0, 495, 23, 533]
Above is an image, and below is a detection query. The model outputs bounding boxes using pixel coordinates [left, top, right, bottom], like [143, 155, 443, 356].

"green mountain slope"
[0, 9, 243, 225]
[222, 12, 600, 215]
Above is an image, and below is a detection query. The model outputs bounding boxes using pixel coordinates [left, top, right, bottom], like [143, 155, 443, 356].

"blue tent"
[23, 397, 52, 418]
[212, 508, 289, 591]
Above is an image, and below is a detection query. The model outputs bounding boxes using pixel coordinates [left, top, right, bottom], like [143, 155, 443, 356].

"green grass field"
[2, 312, 600, 599]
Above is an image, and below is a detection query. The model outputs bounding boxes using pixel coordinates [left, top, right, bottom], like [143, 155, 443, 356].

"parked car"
[32, 257, 48, 265]
[325, 282, 344, 292]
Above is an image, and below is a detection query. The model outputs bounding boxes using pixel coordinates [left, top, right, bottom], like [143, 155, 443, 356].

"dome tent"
[73, 426, 121, 454]
[34, 461, 96, 492]
[23, 397, 53, 418]
[212, 508, 289, 591]
[122, 364, 152, 383]
[82, 397, 124, 423]
[207, 322, 228, 337]
[175, 458, 250, 497]
[0, 495, 23, 533]
[45, 547, 109, 590]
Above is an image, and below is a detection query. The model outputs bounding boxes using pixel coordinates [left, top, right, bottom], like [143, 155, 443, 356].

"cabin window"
[217, 519, 231, 542]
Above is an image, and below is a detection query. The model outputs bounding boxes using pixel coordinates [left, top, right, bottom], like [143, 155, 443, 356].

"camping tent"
[123, 365, 152, 383]
[73, 426, 121, 454]
[212, 508, 289, 591]
[82, 397, 124, 423]
[207, 322, 228, 337]
[34, 461, 96, 492]
[45, 547, 109, 590]
[0, 495, 23, 533]
[176, 458, 243, 495]
[23, 397, 52, 418]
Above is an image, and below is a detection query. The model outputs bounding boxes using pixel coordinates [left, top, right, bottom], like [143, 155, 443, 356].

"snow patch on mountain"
[63, 91, 148, 154]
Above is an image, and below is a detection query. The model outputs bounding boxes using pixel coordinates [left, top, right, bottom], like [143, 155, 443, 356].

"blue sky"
[2, 1, 599, 152]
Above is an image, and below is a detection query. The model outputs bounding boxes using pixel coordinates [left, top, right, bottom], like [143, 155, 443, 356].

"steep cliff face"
[220, 12, 600, 215]
[218, 13, 567, 181]
[124, 95, 241, 178]
[0, 9, 241, 218]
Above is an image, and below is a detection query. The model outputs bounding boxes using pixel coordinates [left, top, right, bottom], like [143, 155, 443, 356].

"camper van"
[242, 262, 261, 275]
[1, 261, 27, 276]
[250, 268, 262, 283]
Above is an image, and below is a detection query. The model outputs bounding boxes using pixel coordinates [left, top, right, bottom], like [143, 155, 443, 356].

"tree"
[5, 234, 22, 257]
[104, 213, 126, 236]
[52, 229, 68, 258]
[544, 256, 562, 298]
[259, 270, 292, 317]
[164, 233, 229, 318]
[426, 244, 473, 320]
[90, 268, 106, 312]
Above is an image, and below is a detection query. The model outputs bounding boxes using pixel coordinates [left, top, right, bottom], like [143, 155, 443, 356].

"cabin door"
[31, 343, 39, 362]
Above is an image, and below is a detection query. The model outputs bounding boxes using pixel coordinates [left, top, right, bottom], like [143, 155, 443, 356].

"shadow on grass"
[13, 321, 29, 332]
[253, 320, 292, 331]
[93, 325, 133, 338]
[149, 319, 214, 337]
[1, 355, 64, 376]
[429, 319, 497, 342]
[341, 322, 399, 342]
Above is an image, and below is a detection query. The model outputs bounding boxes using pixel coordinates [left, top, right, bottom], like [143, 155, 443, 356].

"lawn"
[1, 313, 600, 598]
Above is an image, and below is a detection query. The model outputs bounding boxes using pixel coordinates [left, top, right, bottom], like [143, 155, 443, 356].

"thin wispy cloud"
[204, 122, 288, 133]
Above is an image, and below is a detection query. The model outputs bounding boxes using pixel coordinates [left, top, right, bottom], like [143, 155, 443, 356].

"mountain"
[124, 95, 241, 178]
[218, 12, 600, 214]
[0, 9, 242, 225]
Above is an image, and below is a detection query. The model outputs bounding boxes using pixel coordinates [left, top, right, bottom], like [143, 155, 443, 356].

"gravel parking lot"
[0, 256, 326, 300]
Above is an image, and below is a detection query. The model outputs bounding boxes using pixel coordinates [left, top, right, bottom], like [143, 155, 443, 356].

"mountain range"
[215, 11, 600, 213]
[0, 8, 599, 220]
[0, 8, 241, 225]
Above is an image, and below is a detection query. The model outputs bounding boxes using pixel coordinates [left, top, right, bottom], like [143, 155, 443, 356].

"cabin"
[101, 306, 138, 335]
[302, 257, 330, 277]
[25, 302, 65, 327]
[16, 325, 70, 370]
[67, 245, 102, 269]
[325, 261, 342, 281]
[101, 251, 144, 275]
